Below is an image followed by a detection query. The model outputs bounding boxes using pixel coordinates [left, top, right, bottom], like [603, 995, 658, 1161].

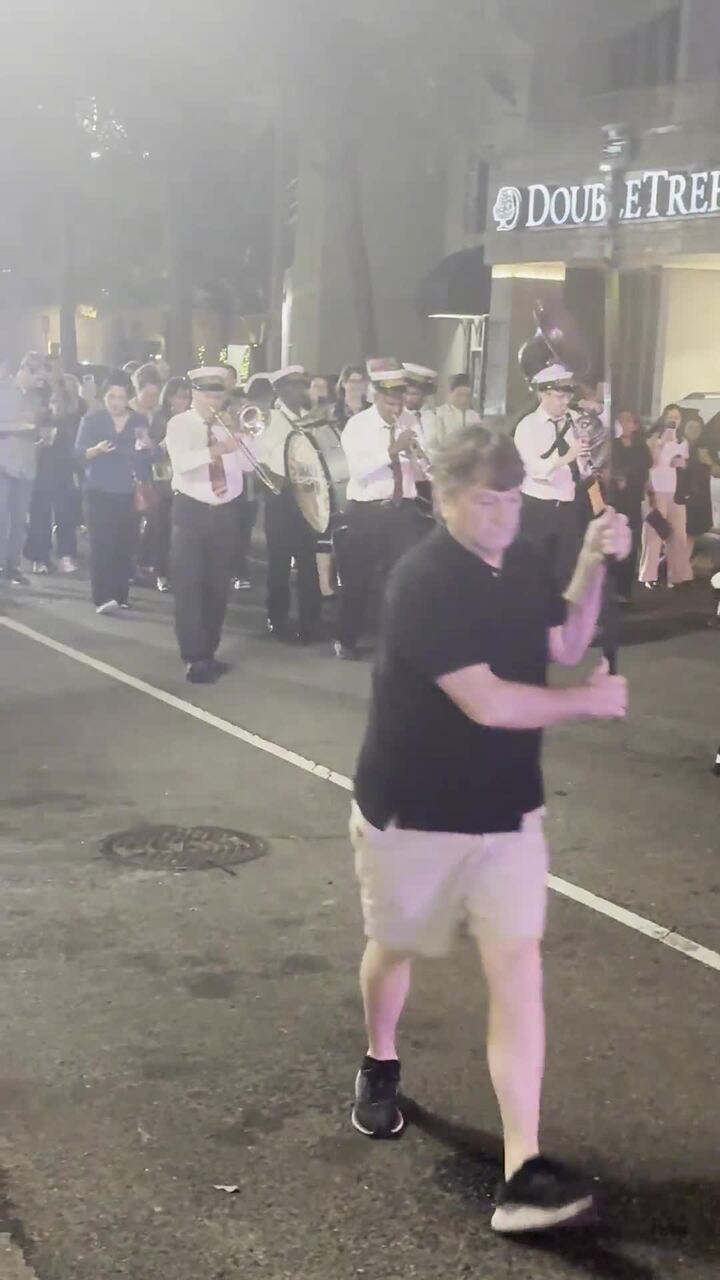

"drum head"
[285, 431, 332, 534]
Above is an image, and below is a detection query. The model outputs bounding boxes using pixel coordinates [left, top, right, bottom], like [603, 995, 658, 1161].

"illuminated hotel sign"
[492, 169, 720, 232]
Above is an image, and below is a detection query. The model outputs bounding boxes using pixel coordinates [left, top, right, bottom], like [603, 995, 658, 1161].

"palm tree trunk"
[59, 197, 78, 367]
[266, 123, 288, 371]
[335, 139, 378, 357]
[166, 177, 194, 373]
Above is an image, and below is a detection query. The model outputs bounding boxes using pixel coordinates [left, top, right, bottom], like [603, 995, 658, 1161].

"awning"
[418, 247, 492, 319]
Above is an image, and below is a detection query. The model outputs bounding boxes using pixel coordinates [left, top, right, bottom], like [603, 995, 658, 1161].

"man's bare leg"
[360, 940, 412, 1061]
[478, 936, 545, 1180]
[352, 940, 412, 1137]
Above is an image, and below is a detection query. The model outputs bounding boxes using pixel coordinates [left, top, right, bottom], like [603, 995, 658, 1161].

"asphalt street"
[0, 566, 718, 1280]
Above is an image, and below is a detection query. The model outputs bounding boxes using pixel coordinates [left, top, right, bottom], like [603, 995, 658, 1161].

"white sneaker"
[232, 578, 251, 591]
[96, 599, 119, 615]
[31, 562, 49, 575]
[156, 577, 170, 592]
[59, 556, 77, 574]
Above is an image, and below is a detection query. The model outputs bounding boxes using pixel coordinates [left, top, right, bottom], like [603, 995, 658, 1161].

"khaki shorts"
[350, 801, 548, 958]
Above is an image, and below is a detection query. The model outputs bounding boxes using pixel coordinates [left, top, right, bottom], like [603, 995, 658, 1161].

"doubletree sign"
[492, 169, 720, 232]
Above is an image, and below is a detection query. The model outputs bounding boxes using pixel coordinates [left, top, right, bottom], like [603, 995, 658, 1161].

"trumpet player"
[165, 367, 257, 684]
[335, 367, 431, 660]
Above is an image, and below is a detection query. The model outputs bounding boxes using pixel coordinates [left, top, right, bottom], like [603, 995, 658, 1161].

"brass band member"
[253, 366, 322, 643]
[514, 359, 588, 594]
[402, 363, 438, 517]
[165, 367, 256, 684]
[427, 374, 482, 454]
[335, 366, 430, 660]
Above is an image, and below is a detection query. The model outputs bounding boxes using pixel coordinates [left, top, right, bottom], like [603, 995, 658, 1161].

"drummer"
[335, 366, 431, 660]
[254, 366, 322, 643]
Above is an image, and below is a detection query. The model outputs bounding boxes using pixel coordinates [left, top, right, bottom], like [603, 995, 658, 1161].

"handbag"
[645, 507, 672, 541]
[134, 479, 158, 514]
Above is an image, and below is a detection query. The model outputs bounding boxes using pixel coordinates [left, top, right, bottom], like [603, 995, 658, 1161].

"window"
[582, 6, 681, 97]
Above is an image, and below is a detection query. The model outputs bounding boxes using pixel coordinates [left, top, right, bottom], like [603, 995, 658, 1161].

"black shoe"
[334, 640, 359, 661]
[208, 658, 231, 676]
[185, 660, 218, 685]
[266, 618, 299, 644]
[351, 1057, 404, 1139]
[8, 566, 30, 587]
[491, 1157, 596, 1235]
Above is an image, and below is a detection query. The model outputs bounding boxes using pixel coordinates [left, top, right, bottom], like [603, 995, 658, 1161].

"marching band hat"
[369, 366, 407, 393]
[187, 366, 227, 391]
[270, 365, 307, 385]
[531, 363, 576, 389]
[402, 362, 438, 387]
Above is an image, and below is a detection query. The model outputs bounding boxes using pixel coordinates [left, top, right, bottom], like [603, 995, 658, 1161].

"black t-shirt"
[354, 527, 566, 835]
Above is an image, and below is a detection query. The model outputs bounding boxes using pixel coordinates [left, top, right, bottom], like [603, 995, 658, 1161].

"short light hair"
[133, 361, 162, 391]
[433, 424, 525, 496]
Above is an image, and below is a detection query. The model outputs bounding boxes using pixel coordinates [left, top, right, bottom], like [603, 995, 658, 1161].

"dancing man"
[348, 423, 630, 1233]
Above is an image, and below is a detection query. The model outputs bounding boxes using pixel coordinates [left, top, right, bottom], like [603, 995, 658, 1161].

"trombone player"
[165, 367, 259, 684]
[335, 366, 432, 660]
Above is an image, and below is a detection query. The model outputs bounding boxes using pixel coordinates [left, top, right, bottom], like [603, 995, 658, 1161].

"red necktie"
[388, 425, 404, 506]
[207, 422, 228, 497]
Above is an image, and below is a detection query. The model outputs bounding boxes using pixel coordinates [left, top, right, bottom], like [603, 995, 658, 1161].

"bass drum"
[284, 423, 349, 536]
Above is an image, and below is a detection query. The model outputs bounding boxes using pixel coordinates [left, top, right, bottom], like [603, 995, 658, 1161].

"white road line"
[3, 615, 719, 975]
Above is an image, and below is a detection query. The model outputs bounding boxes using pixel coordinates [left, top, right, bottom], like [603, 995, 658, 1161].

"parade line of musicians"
[2, 351, 718, 683]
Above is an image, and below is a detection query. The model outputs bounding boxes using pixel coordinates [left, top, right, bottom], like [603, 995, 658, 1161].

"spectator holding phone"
[639, 404, 693, 590]
[75, 371, 148, 614]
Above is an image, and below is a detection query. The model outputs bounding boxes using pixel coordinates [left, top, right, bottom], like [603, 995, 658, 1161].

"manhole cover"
[99, 825, 267, 873]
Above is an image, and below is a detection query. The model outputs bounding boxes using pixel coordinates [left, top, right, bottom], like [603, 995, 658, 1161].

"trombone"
[207, 407, 281, 496]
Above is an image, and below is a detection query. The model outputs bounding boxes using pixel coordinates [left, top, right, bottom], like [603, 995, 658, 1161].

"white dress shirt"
[514, 407, 577, 503]
[342, 406, 420, 502]
[165, 408, 254, 505]
[253, 402, 303, 479]
[426, 402, 481, 454]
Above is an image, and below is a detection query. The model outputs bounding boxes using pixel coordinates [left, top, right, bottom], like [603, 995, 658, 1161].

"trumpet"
[391, 415, 433, 477]
[403, 431, 433, 476]
[238, 404, 272, 436]
[207, 407, 281, 496]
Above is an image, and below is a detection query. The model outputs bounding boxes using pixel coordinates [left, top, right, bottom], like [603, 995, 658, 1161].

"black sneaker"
[186, 660, 218, 685]
[351, 1057, 404, 1139]
[491, 1156, 595, 1235]
[8, 566, 30, 587]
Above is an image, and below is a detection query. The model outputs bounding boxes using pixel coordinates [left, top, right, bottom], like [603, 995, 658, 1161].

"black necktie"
[540, 415, 573, 461]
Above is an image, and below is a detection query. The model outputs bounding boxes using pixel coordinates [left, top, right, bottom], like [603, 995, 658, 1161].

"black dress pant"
[337, 499, 430, 649]
[25, 483, 79, 563]
[171, 492, 238, 664]
[520, 495, 580, 594]
[264, 487, 321, 631]
[86, 489, 137, 607]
